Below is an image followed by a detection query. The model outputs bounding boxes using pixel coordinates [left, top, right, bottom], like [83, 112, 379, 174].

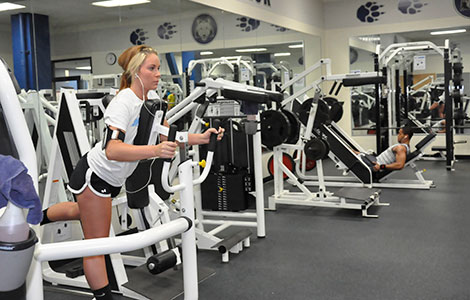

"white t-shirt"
[87, 88, 144, 187]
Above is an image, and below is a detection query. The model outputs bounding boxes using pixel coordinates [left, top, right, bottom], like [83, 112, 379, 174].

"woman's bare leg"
[76, 187, 112, 290]
[45, 202, 80, 221]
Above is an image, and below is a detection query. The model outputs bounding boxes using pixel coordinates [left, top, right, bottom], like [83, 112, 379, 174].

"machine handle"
[208, 119, 220, 152]
[165, 124, 178, 162]
[167, 124, 177, 142]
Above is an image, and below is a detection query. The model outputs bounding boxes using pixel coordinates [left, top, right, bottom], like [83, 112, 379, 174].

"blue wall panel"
[11, 13, 51, 90]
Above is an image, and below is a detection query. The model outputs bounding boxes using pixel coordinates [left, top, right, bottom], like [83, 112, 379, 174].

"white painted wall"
[324, 0, 464, 30]
[0, 28, 13, 67]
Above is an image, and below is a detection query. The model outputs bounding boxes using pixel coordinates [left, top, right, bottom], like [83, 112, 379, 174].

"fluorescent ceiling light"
[92, 0, 150, 8]
[0, 2, 25, 11]
[288, 44, 303, 49]
[200, 51, 213, 56]
[430, 29, 466, 35]
[358, 36, 380, 42]
[76, 66, 92, 70]
[235, 48, 267, 53]
[274, 52, 291, 57]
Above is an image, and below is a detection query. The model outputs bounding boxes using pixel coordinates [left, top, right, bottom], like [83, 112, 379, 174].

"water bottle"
[0, 201, 29, 243]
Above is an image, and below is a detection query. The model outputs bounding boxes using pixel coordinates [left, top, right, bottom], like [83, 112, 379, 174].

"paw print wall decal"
[271, 24, 289, 32]
[130, 28, 148, 45]
[398, 0, 427, 14]
[357, 2, 385, 23]
[157, 22, 177, 40]
[236, 17, 261, 32]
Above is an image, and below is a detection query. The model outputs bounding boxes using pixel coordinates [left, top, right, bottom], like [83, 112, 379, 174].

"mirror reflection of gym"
[350, 30, 470, 136]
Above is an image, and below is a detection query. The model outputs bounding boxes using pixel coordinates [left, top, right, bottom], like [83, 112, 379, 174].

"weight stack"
[201, 172, 248, 211]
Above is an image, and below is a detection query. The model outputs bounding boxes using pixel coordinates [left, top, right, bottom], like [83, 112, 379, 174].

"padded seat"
[431, 145, 446, 152]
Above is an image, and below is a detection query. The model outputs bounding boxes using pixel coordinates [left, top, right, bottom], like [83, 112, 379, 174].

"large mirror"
[19, 0, 321, 103]
[350, 28, 470, 136]
[0, 0, 321, 178]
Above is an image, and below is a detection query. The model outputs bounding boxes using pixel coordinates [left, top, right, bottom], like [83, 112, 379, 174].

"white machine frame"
[278, 58, 436, 189]
[38, 89, 192, 299]
[0, 61, 199, 299]
[268, 142, 387, 218]
[165, 77, 267, 262]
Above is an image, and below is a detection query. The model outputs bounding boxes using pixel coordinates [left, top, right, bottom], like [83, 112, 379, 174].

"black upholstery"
[415, 132, 436, 150]
[342, 76, 386, 87]
[126, 99, 169, 208]
[320, 124, 372, 184]
[221, 88, 268, 104]
[133, 99, 167, 146]
[76, 92, 106, 99]
[102, 94, 114, 109]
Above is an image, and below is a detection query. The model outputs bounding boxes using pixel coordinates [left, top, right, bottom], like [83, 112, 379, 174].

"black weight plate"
[261, 110, 290, 149]
[294, 98, 330, 129]
[329, 102, 344, 123]
[295, 98, 313, 126]
[323, 96, 338, 106]
[281, 109, 300, 144]
[304, 138, 327, 161]
[314, 99, 330, 129]
[323, 96, 343, 123]
[320, 139, 330, 159]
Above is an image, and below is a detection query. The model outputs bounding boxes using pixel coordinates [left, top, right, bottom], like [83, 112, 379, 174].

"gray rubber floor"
[44, 159, 470, 300]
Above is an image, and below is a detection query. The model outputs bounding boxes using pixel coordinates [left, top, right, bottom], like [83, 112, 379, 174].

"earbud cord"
[125, 157, 157, 194]
[136, 73, 156, 117]
[125, 74, 164, 194]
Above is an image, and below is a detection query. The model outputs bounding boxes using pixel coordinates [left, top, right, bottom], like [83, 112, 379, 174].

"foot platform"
[334, 187, 388, 218]
[211, 229, 252, 263]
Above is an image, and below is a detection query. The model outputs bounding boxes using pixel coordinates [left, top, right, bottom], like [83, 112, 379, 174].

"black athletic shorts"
[67, 153, 122, 198]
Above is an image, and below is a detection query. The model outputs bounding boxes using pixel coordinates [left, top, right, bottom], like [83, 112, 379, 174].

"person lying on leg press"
[355, 126, 413, 172]
[40, 45, 224, 300]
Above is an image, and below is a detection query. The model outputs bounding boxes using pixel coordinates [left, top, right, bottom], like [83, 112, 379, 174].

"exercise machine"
[0, 57, 211, 300]
[164, 77, 280, 261]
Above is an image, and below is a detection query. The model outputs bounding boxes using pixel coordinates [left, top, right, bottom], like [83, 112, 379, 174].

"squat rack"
[375, 40, 467, 171]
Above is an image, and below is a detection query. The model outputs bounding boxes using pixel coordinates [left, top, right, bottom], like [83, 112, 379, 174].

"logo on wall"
[192, 14, 217, 44]
[238, 0, 271, 7]
[356, 1, 385, 23]
[255, 0, 271, 6]
[237, 17, 261, 32]
[236, 17, 261, 32]
[271, 24, 288, 32]
[157, 22, 177, 40]
[130, 28, 148, 45]
[398, 0, 427, 14]
[454, 0, 470, 18]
